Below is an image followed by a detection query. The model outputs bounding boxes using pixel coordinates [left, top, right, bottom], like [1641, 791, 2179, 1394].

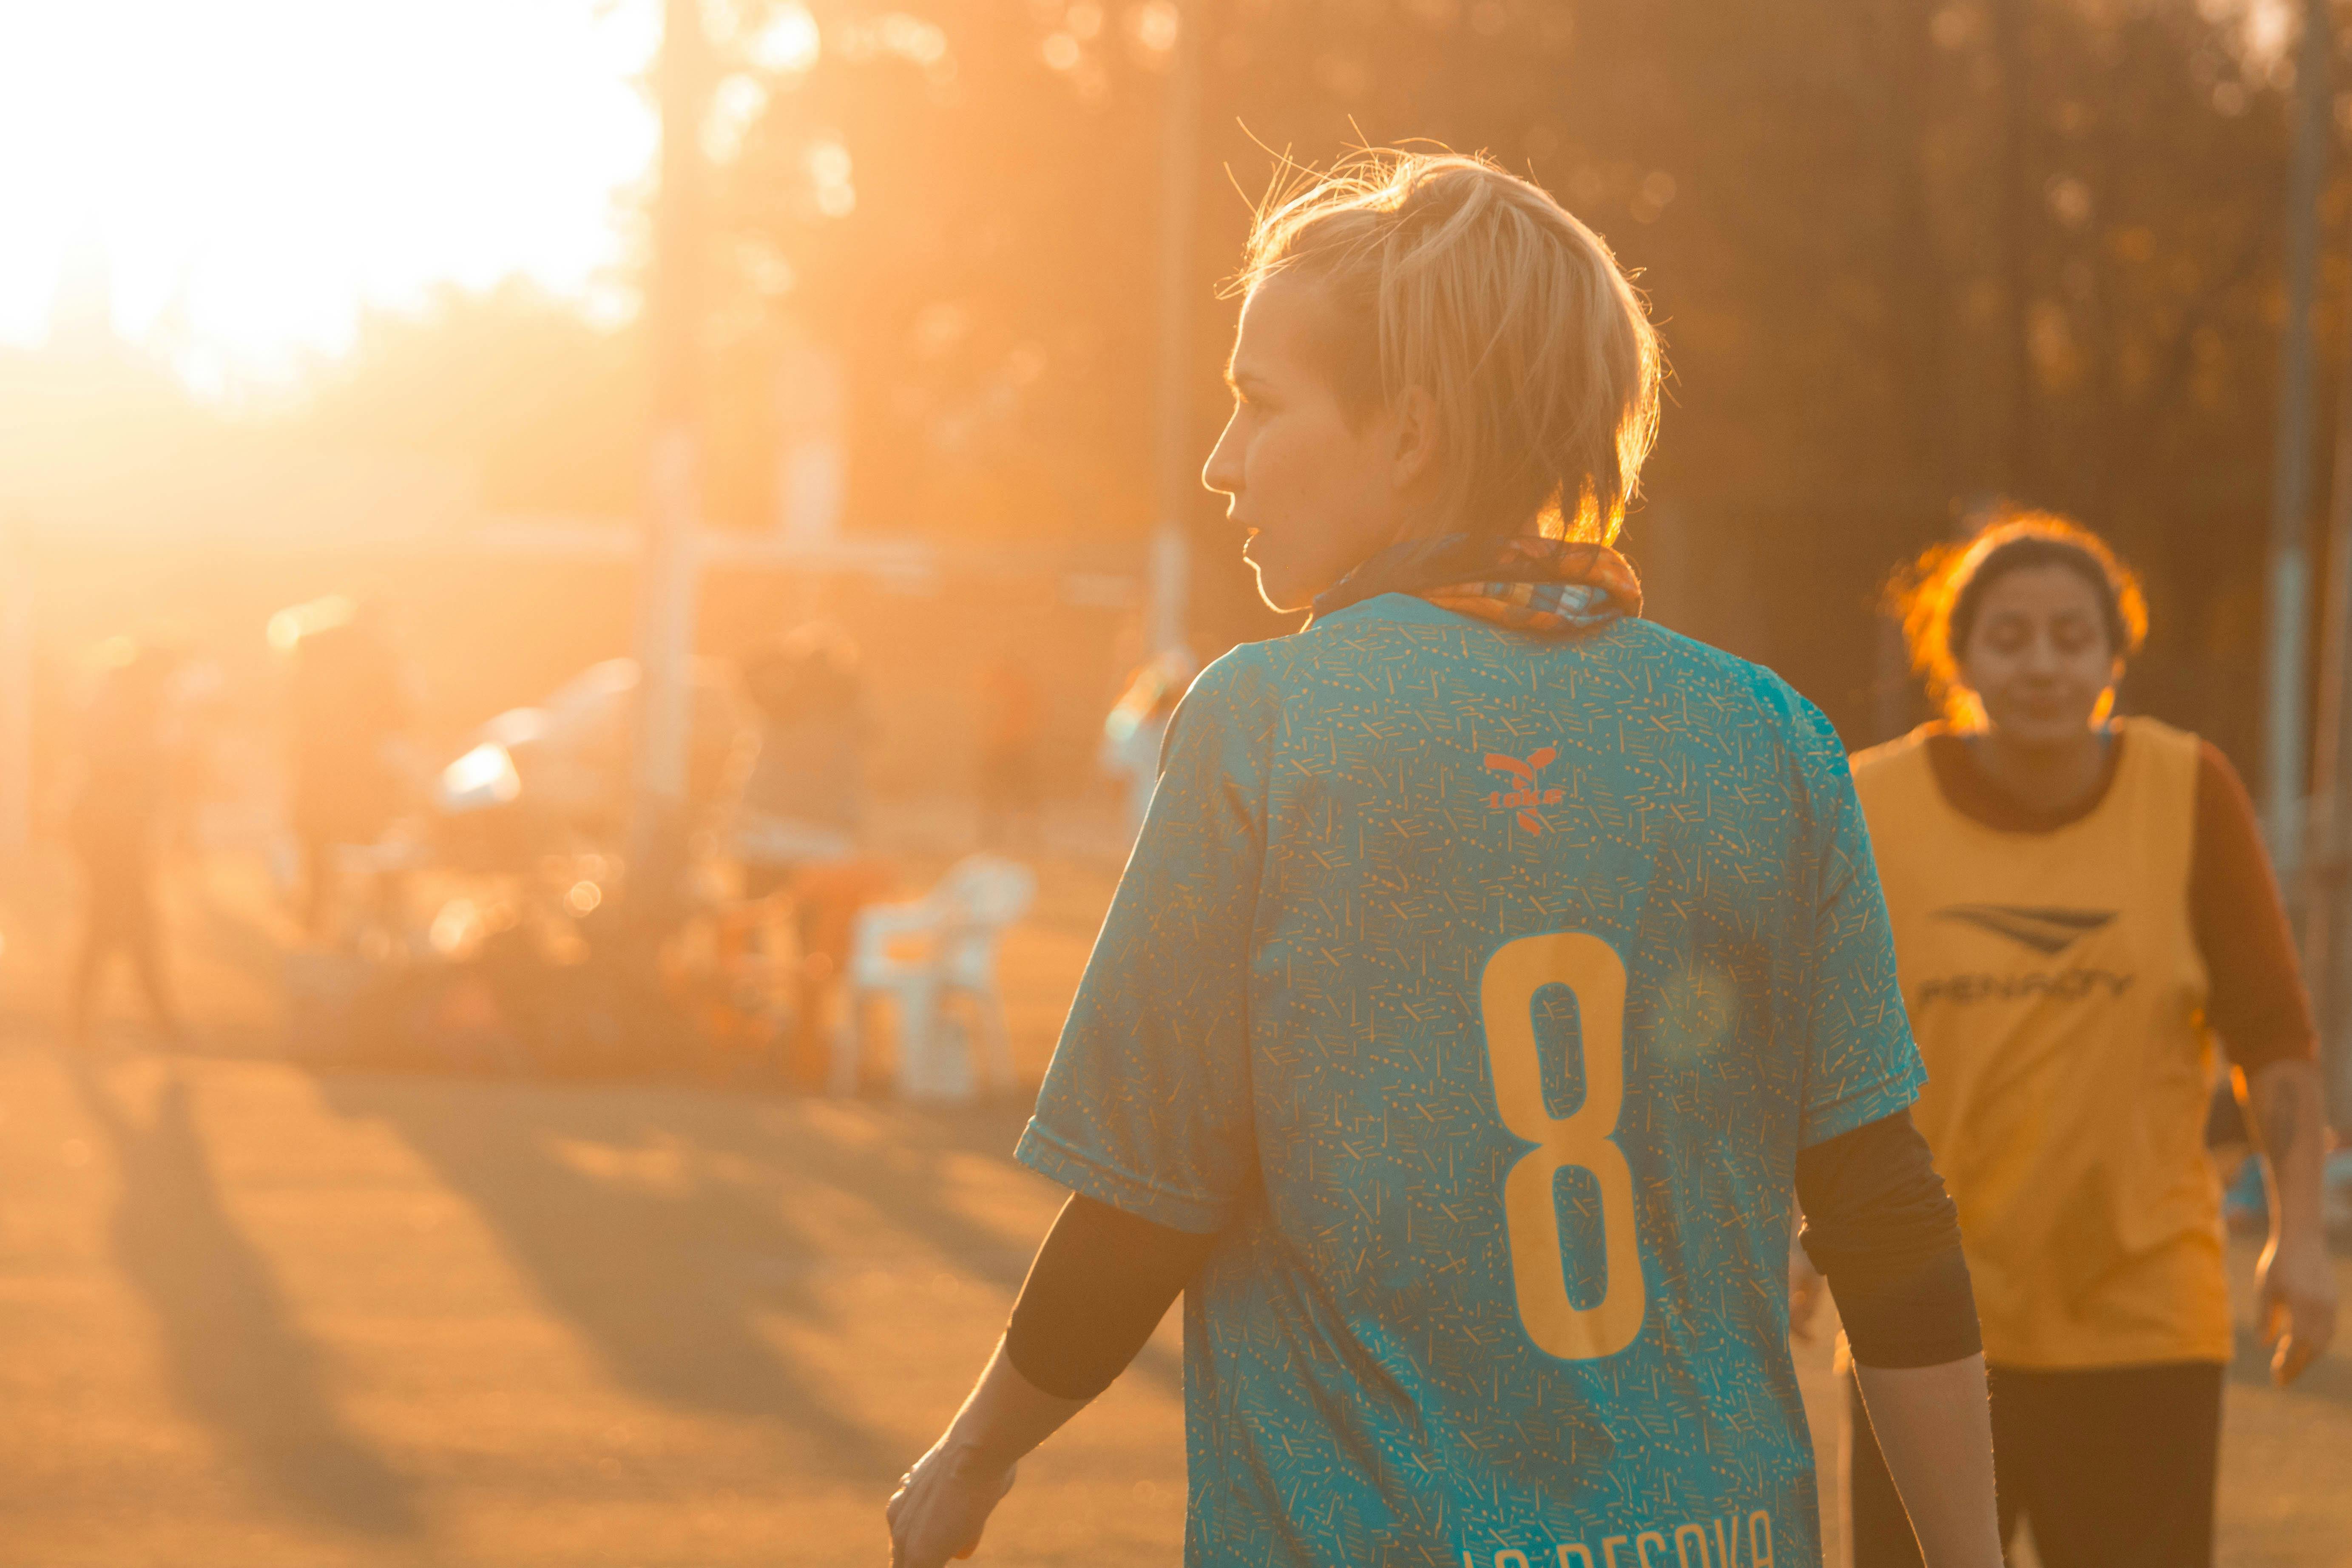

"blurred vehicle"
[287, 656, 749, 1079]
[449, 656, 748, 858]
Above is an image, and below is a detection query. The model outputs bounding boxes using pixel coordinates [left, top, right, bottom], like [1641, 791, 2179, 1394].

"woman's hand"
[2256, 1233, 2339, 1387]
[886, 1441, 1017, 1568]
[883, 1338, 1090, 1566]
[2248, 1061, 2339, 1388]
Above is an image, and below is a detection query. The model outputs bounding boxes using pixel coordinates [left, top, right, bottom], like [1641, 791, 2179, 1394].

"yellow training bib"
[1851, 717, 2229, 1368]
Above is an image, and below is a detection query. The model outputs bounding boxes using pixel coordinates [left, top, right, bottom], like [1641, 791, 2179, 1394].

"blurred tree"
[695, 0, 1176, 546]
[683, 1, 2338, 755]
[295, 280, 645, 518]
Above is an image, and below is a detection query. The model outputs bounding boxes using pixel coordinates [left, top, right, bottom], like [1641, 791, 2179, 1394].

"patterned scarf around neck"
[1308, 533, 1644, 634]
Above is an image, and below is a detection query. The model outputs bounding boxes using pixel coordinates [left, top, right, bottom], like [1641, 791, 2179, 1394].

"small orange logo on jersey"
[1485, 746, 1564, 833]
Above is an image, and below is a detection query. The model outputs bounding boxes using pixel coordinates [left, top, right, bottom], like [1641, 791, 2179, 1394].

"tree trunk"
[1988, 0, 2038, 497]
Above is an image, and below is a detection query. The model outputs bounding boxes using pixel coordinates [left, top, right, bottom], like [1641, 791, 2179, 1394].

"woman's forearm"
[2250, 1059, 2328, 1246]
[1852, 1355, 2004, 1568]
[940, 1338, 1090, 1470]
[2246, 1058, 2340, 1385]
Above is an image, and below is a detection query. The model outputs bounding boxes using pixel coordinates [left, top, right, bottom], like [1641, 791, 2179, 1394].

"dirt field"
[0, 844, 2343, 1566]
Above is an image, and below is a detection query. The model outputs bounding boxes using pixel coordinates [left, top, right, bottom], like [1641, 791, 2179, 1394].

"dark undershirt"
[1922, 727, 2315, 1071]
[1006, 1108, 1978, 1400]
[1793, 1109, 1980, 1370]
[1003, 1194, 1214, 1400]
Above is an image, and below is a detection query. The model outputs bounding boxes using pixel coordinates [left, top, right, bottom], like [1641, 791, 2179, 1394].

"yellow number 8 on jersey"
[1481, 933, 1646, 1361]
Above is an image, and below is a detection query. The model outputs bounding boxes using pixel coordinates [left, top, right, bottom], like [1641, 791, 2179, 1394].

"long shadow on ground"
[675, 1096, 1188, 1401]
[317, 1079, 1184, 1488]
[320, 1074, 902, 1481]
[65, 1057, 425, 1539]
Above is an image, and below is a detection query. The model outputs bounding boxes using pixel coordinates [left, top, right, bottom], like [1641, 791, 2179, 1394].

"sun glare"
[0, 0, 662, 398]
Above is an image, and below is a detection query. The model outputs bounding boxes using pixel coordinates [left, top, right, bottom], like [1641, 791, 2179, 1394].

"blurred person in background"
[1096, 645, 1193, 844]
[68, 641, 186, 1047]
[159, 659, 225, 859]
[736, 621, 866, 892]
[974, 650, 1042, 850]
[736, 623, 879, 1085]
[1813, 514, 2338, 1568]
[888, 151, 2000, 1568]
[284, 600, 413, 937]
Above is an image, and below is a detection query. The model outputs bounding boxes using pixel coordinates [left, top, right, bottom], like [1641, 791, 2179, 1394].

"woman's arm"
[1852, 1358, 2003, 1568]
[1796, 1111, 2001, 1567]
[885, 1196, 1214, 1567]
[2182, 745, 2337, 1384]
[2187, 744, 2317, 1081]
[2247, 1058, 2340, 1386]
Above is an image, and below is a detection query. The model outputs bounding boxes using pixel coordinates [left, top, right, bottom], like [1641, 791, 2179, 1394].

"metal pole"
[1147, 0, 1201, 656]
[632, 0, 708, 871]
[1988, 0, 2036, 494]
[2264, 0, 2334, 879]
[0, 524, 31, 852]
[2309, 315, 2352, 1114]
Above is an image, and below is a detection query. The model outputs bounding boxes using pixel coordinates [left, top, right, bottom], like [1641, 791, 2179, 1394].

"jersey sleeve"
[1014, 648, 1275, 1234]
[1794, 707, 1928, 1147]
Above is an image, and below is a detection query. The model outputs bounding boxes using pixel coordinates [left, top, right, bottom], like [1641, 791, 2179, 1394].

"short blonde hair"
[1237, 149, 1664, 543]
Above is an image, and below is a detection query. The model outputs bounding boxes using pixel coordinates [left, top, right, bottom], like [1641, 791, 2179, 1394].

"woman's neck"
[1963, 723, 2112, 817]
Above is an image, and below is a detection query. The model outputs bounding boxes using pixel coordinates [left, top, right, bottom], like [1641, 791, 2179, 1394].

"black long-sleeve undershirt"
[1004, 1193, 1215, 1400]
[1005, 1108, 1977, 1400]
[1795, 1107, 1981, 1369]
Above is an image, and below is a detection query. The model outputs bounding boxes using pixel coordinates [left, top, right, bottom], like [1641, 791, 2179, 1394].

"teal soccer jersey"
[1017, 594, 1924, 1568]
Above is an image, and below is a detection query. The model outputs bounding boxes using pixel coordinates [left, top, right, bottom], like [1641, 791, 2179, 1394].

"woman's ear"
[1387, 386, 1441, 496]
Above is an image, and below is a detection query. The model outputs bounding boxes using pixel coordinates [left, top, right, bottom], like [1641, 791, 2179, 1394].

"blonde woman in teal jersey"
[887, 151, 2003, 1568]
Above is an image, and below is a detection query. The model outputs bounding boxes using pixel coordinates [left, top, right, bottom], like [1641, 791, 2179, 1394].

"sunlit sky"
[0, 1, 665, 398]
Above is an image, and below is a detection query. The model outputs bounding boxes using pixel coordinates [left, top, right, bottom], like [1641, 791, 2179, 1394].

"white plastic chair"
[930, 855, 1036, 1097]
[831, 898, 943, 1097]
[831, 854, 1034, 1101]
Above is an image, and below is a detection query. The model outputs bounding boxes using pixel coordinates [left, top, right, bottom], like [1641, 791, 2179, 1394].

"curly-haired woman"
[1826, 514, 2338, 1567]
